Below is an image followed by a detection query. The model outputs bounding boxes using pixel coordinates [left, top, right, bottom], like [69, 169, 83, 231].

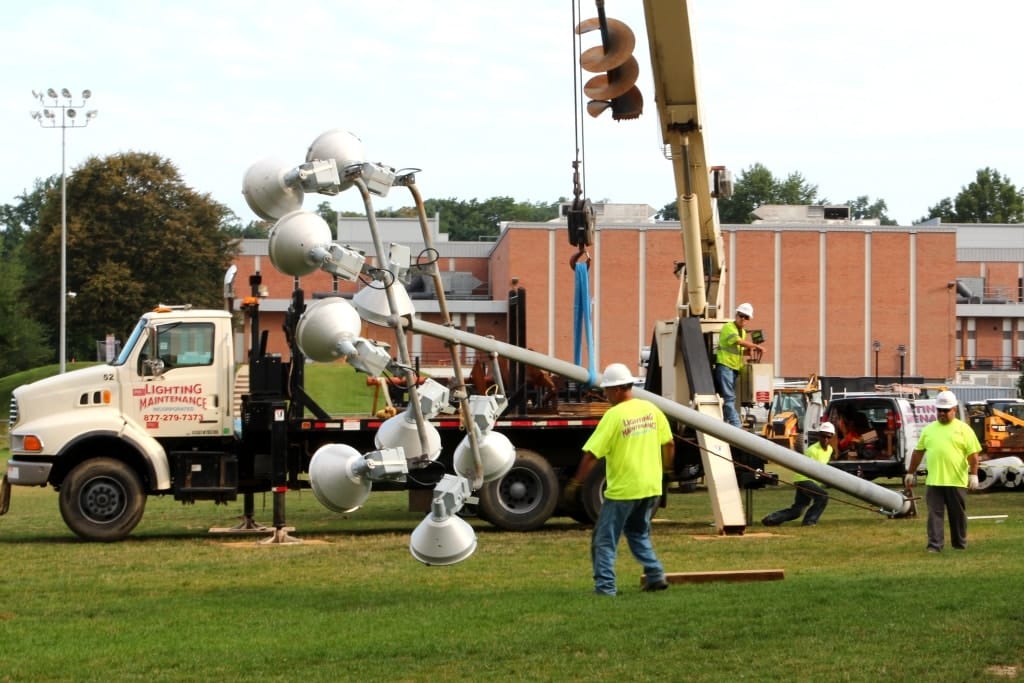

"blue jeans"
[714, 364, 741, 428]
[591, 496, 664, 595]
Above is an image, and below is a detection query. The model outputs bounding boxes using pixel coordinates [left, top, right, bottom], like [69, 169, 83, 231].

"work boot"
[643, 577, 667, 593]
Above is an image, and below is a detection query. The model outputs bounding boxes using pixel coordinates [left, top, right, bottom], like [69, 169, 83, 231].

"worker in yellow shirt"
[567, 363, 674, 596]
[762, 422, 835, 526]
[905, 390, 980, 552]
[714, 303, 764, 428]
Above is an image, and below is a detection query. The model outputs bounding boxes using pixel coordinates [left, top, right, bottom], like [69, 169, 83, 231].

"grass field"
[1, 450, 1022, 682]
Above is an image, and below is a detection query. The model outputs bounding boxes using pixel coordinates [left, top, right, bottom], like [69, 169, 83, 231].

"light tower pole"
[31, 89, 98, 373]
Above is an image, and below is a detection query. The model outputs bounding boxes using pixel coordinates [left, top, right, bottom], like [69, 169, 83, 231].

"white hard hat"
[818, 421, 836, 435]
[736, 302, 754, 319]
[600, 362, 636, 388]
[935, 390, 959, 410]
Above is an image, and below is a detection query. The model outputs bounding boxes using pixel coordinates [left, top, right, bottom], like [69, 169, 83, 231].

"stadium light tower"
[31, 88, 98, 373]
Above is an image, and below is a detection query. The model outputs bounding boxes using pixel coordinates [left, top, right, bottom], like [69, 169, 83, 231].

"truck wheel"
[478, 450, 558, 531]
[59, 458, 146, 542]
[580, 459, 607, 523]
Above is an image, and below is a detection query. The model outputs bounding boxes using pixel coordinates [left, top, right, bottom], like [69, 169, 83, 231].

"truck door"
[127, 321, 230, 438]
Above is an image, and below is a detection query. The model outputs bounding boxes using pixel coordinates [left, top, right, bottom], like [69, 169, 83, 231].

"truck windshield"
[113, 318, 147, 367]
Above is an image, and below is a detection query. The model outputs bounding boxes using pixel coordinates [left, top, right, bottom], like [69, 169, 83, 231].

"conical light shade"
[375, 410, 441, 461]
[242, 157, 304, 221]
[295, 297, 362, 362]
[308, 443, 371, 512]
[267, 210, 333, 277]
[353, 282, 414, 327]
[306, 129, 366, 192]
[409, 513, 477, 566]
[453, 431, 515, 485]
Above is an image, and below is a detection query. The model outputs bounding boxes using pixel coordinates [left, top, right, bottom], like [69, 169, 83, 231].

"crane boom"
[642, 0, 725, 319]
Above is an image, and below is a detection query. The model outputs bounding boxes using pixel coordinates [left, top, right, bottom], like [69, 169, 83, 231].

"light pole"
[31, 88, 98, 373]
[897, 344, 906, 386]
[873, 340, 881, 385]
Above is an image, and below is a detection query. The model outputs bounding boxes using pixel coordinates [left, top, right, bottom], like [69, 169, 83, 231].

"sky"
[3, 1, 1024, 227]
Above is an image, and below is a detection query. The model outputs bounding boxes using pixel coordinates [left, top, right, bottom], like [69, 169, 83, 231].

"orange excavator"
[762, 374, 823, 453]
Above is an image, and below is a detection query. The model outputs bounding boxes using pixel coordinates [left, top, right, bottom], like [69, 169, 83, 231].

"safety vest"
[716, 321, 745, 371]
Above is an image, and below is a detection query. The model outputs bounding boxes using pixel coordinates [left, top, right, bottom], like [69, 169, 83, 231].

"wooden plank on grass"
[641, 569, 784, 587]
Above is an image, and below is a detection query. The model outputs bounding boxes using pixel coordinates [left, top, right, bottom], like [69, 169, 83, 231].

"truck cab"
[6, 307, 236, 540]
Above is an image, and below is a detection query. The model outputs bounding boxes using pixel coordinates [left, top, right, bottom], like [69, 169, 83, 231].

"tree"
[21, 152, 239, 363]
[845, 195, 896, 225]
[656, 163, 821, 223]
[418, 197, 561, 241]
[919, 168, 1024, 224]
[0, 178, 57, 257]
[0, 247, 51, 375]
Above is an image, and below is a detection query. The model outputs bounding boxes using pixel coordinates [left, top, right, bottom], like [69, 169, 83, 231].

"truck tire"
[580, 459, 607, 524]
[59, 458, 146, 542]
[478, 450, 558, 531]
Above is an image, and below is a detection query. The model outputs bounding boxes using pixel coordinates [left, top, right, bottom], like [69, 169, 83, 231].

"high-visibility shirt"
[716, 321, 746, 370]
[794, 441, 833, 484]
[582, 397, 671, 500]
[914, 418, 981, 487]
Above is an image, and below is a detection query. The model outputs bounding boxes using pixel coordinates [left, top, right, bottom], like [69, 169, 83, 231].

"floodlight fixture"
[375, 407, 443, 463]
[416, 378, 451, 420]
[352, 280, 415, 327]
[453, 430, 515, 486]
[242, 158, 305, 221]
[409, 474, 477, 565]
[223, 265, 238, 300]
[452, 394, 515, 485]
[82, 89, 91, 99]
[294, 296, 364, 362]
[360, 162, 397, 197]
[86, 110, 97, 120]
[306, 128, 366, 193]
[67, 109, 76, 119]
[267, 210, 334, 276]
[338, 338, 393, 376]
[47, 88, 57, 98]
[308, 443, 408, 513]
[292, 158, 341, 195]
[61, 88, 71, 98]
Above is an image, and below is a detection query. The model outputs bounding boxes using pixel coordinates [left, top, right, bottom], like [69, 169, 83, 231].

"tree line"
[1, 152, 1021, 376]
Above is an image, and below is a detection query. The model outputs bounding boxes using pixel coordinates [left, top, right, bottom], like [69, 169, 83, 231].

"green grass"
[1, 454, 1022, 682]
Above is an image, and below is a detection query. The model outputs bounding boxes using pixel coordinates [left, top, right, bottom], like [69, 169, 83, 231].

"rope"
[573, 260, 597, 385]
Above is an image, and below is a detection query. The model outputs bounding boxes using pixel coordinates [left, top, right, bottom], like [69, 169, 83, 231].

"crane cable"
[571, 0, 597, 386]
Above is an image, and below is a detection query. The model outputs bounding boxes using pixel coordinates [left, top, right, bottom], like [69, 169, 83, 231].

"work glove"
[903, 473, 917, 490]
[562, 479, 582, 507]
[968, 474, 979, 491]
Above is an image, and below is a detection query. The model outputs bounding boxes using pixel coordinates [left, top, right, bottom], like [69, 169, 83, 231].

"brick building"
[231, 205, 1024, 383]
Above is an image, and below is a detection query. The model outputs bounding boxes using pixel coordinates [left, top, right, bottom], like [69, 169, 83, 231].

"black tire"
[580, 459, 607, 524]
[478, 450, 558, 531]
[59, 458, 146, 542]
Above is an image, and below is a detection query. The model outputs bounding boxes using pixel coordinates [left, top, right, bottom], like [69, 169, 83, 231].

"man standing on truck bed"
[905, 390, 981, 552]
[714, 303, 764, 429]
[761, 421, 835, 527]
[567, 363, 674, 596]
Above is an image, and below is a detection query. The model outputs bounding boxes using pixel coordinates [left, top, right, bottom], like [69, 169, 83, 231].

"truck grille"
[8, 395, 17, 427]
